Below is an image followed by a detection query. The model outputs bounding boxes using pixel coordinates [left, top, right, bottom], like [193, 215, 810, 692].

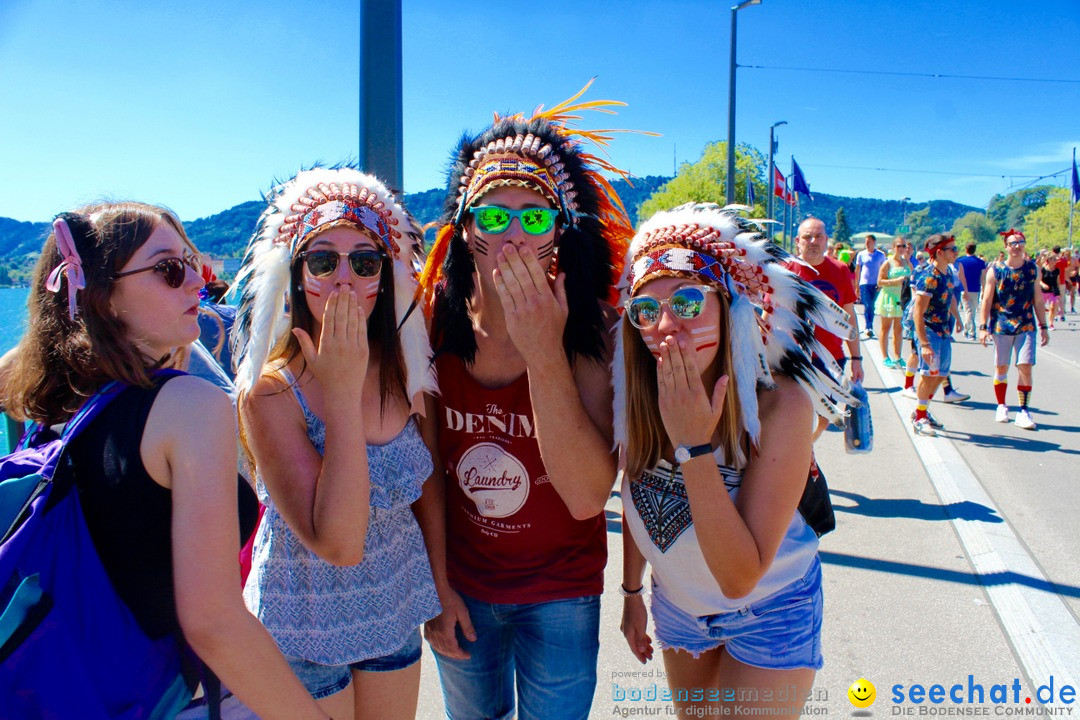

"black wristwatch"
[674, 443, 713, 464]
[978, 324, 988, 331]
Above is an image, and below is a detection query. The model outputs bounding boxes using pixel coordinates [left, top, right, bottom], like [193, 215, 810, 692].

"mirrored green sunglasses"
[471, 205, 559, 235]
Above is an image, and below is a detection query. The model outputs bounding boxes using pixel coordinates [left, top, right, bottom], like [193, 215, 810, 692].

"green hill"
[0, 181, 986, 286]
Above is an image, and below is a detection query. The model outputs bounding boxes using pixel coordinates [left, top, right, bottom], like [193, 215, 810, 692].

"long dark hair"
[264, 229, 406, 414]
[430, 116, 617, 366]
[2, 202, 189, 425]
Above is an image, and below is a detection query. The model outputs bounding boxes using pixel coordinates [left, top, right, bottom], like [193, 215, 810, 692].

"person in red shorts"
[785, 217, 862, 441]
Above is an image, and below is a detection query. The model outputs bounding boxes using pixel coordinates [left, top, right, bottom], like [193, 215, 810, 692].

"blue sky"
[1, 0, 1078, 224]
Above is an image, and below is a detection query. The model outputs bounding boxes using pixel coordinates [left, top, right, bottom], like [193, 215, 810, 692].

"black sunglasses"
[114, 253, 202, 289]
[299, 250, 386, 278]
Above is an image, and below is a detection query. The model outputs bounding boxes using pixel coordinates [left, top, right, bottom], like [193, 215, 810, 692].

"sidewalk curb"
[862, 339, 1080, 703]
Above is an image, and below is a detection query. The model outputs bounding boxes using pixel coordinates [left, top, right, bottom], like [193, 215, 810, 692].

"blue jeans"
[859, 283, 879, 330]
[432, 592, 601, 720]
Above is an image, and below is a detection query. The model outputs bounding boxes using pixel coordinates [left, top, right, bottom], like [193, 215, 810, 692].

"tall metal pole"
[767, 120, 786, 231]
[359, 0, 403, 191]
[726, 0, 761, 205]
[1069, 148, 1076, 251]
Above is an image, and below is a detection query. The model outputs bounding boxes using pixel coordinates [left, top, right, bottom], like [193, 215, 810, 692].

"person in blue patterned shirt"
[976, 229, 1049, 430]
[911, 234, 961, 436]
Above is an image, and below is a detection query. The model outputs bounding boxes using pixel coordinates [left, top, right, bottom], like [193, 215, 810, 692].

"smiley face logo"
[848, 678, 876, 708]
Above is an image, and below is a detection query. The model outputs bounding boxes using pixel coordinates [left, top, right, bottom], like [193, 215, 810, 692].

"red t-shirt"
[434, 354, 606, 604]
[1055, 258, 1068, 285]
[784, 256, 856, 361]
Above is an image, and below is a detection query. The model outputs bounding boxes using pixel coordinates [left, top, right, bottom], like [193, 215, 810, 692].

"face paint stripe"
[695, 342, 718, 351]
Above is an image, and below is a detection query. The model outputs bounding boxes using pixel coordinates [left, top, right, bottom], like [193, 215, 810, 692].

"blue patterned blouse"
[243, 370, 440, 664]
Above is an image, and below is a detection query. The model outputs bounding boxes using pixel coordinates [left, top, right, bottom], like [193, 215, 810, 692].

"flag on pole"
[746, 170, 756, 206]
[791, 158, 813, 200]
[773, 166, 791, 204]
[1071, 151, 1079, 205]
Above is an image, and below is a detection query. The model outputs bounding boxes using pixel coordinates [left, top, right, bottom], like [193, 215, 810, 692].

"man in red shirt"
[785, 217, 863, 440]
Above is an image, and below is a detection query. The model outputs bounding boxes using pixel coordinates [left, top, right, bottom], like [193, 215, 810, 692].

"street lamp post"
[726, 0, 762, 205]
[899, 197, 910, 235]
[767, 120, 787, 228]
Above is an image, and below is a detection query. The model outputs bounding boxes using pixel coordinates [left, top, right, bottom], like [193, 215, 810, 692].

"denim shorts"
[286, 628, 423, 699]
[993, 331, 1036, 367]
[651, 558, 823, 671]
[432, 592, 601, 720]
[916, 332, 952, 377]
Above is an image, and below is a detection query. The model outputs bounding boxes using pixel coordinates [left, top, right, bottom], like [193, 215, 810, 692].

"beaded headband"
[454, 136, 570, 224]
[277, 180, 403, 256]
[230, 167, 435, 411]
[613, 203, 856, 447]
[417, 80, 655, 310]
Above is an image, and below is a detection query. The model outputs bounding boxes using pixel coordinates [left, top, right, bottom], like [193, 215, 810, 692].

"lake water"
[0, 287, 30, 447]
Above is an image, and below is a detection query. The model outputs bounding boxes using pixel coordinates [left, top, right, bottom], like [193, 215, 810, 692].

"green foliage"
[1021, 188, 1075, 251]
[833, 207, 851, 245]
[986, 185, 1055, 232]
[638, 142, 766, 222]
[949, 211, 997, 247]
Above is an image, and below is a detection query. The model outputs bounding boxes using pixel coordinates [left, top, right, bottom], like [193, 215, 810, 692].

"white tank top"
[621, 450, 818, 616]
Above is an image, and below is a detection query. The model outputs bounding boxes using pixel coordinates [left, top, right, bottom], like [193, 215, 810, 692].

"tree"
[903, 206, 936, 247]
[986, 186, 1055, 232]
[950, 211, 997, 247]
[833, 207, 851, 245]
[639, 141, 766, 222]
[1021, 187, 1073, 251]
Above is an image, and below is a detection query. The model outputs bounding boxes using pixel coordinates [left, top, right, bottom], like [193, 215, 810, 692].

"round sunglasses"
[471, 205, 559, 236]
[114, 253, 202, 289]
[299, 249, 386, 278]
[625, 285, 716, 330]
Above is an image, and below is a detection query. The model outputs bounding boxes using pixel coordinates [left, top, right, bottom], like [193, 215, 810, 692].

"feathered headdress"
[417, 79, 655, 364]
[229, 167, 436, 412]
[612, 202, 856, 450]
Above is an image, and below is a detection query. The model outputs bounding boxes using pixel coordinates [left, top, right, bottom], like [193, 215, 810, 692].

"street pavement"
[416, 310, 1080, 719]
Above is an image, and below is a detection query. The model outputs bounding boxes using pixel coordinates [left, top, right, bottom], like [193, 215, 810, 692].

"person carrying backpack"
[0, 204, 328, 719]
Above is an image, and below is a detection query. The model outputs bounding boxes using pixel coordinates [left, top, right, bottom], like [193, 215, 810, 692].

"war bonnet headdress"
[417, 81, 655, 364]
[230, 167, 435, 411]
[612, 203, 856, 449]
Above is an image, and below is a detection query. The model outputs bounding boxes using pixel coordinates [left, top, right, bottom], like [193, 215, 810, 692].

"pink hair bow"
[44, 217, 86, 320]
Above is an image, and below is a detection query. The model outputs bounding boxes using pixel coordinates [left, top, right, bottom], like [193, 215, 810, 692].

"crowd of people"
[0, 85, 1074, 720]
[808, 223, 1071, 436]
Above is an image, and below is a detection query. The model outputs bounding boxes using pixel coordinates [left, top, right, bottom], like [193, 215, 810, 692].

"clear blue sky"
[2, 0, 1078, 224]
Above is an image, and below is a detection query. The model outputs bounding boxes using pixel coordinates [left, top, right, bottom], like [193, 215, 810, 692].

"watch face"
[674, 446, 690, 463]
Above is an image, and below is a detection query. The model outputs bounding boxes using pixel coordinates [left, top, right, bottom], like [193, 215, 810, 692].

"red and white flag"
[773, 166, 794, 206]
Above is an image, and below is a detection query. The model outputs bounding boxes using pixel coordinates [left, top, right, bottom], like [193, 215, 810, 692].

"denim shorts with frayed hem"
[285, 628, 423, 699]
[651, 557, 823, 671]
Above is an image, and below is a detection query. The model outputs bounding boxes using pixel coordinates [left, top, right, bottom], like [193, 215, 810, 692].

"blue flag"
[791, 158, 813, 200]
[1071, 153, 1079, 205]
[746, 171, 756, 206]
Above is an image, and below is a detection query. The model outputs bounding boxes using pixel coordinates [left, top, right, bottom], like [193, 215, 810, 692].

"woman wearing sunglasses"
[874, 239, 915, 368]
[415, 86, 637, 720]
[615, 204, 853, 718]
[1, 202, 330, 719]
[231, 168, 439, 719]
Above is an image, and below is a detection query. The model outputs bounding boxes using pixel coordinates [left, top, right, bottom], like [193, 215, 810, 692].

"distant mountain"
[0, 181, 984, 285]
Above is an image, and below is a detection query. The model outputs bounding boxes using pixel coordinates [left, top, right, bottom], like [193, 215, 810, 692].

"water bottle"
[844, 381, 873, 454]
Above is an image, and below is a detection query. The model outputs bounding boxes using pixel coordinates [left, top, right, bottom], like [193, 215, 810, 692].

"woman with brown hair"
[1, 203, 328, 719]
[615, 204, 853, 718]
[230, 167, 440, 720]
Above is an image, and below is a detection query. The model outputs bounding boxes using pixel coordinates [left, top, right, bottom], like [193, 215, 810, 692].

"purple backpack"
[0, 377, 193, 719]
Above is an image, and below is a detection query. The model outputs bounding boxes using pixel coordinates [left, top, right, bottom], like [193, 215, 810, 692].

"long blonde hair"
[622, 285, 743, 480]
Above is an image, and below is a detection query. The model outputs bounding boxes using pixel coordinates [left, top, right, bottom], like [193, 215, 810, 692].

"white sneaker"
[995, 405, 1010, 423]
[900, 386, 918, 400]
[912, 416, 938, 437]
[1015, 409, 1036, 430]
[942, 389, 970, 403]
